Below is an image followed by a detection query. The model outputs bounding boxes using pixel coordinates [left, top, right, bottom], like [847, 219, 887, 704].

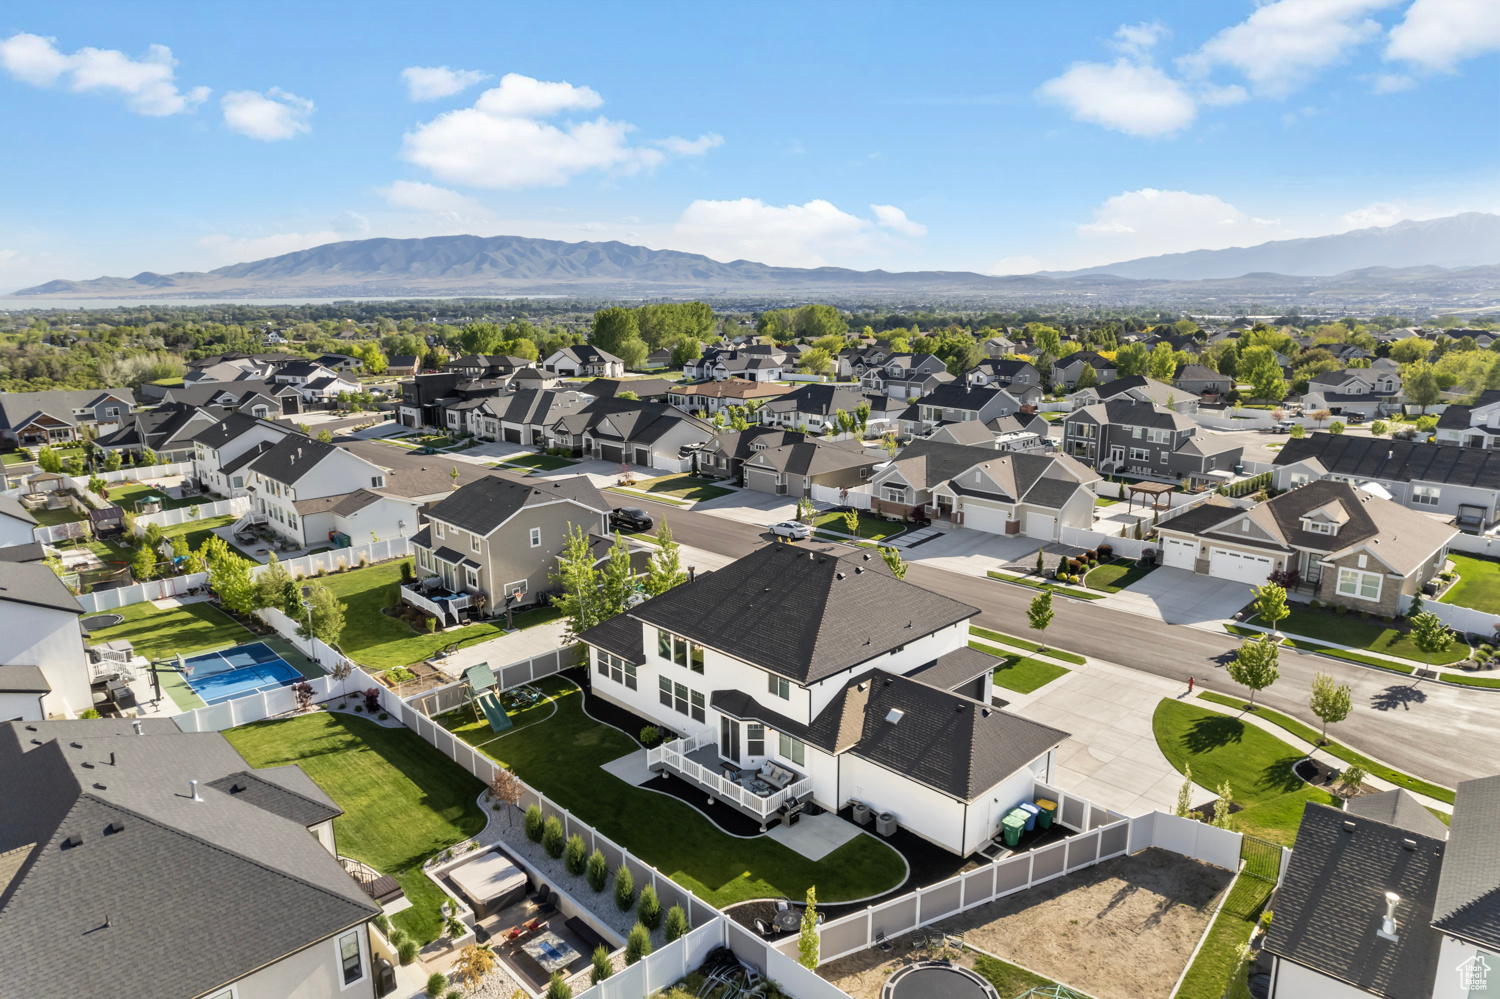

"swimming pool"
[181, 641, 303, 706]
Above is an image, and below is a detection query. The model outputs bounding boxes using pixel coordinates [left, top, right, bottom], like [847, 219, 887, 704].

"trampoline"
[180, 641, 303, 706]
[883, 962, 999, 999]
[81, 613, 125, 632]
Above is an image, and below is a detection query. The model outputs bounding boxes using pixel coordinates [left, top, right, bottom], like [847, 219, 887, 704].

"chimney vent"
[131, 720, 143, 736]
[1343, 820, 1357, 833]
[1377, 891, 1401, 941]
[1402, 838, 1417, 851]
[106, 820, 125, 834]
[190, 780, 202, 802]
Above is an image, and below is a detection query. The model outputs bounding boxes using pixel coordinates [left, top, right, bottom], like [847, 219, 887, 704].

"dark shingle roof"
[1347, 789, 1450, 839]
[602, 545, 977, 684]
[1274, 434, 1500, 489]
[205, 769, 342, 826]
[1157, 502, 1240, 535]
[0, 541, 47, 563]
[1263, 802, 1445, 999]
[246, 434, 347, 485]
[907, 647, 998, 692]
[885, 439, 1008, 489]
[424, 474, 606, 536]
[1433, 774, 1500, 950]
[0, 563, 82, 615]
[189, 411, 286, 449]
[0, 665, 49, 693]
[0, 495, 38, 526]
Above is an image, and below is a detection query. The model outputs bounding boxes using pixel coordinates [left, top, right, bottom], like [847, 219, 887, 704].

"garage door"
[963, 503, 1010, 535]
[503, 426, 522, 444]
[1024, 512, 1056, 541]
[599, 443, 623, 463]
[1161, 537, 1198, 570]
[1208, 547, 1274, 585]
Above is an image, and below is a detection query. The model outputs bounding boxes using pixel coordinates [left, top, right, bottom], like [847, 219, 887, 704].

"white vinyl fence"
[264, 536, 413, 579]
[76, 572, 210, 613]
[404, 647, 582, 716]
[810, 483, 873, 510]
[1447, 533, 1500, 557]
[133, 495, 250, 532]
[5, 461, 197, 499]
[1402, 597, 1500, 638]
[1058, 526, 1154, 558]
[1193, 411, 1277, 431]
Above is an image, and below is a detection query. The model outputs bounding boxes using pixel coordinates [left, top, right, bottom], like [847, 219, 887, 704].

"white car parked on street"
[770, 521, 811, 540]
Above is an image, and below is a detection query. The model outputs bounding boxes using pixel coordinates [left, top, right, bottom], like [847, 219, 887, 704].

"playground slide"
[477, 692, 513, 732]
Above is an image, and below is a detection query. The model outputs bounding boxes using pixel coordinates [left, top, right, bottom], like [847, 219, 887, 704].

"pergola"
[1125, 481, 1176, 515]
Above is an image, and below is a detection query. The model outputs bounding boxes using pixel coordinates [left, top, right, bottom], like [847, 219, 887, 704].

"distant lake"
[0, 295, 567, 311]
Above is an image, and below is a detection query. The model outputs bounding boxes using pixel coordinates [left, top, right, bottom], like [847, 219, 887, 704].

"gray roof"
[576, 609, 644, 664]
[1263, 802, 1444, 999]
[0, 721, 377, 999]
[1094, 375, 1190, 405]
[763, 383, 868, 416]
[246, 434, 347, 485]
[1274, 434, 1500, 489]
[189, 411, 288, 449]
[910, 381, 1018, 413]
[1347, 789, 1450, 839]
[0, 562, 83, 615]
[907, 647, 999, 692]
[0, 389, 134, 431]
[590, 545, 978, 685]
[742, 439, 878, 478]
[204, 768, 343, 826]
[0, 665, 49, 693]
[0, 494, 38, 526]
[1433, 774, 1500, 950]
[885, 439, 1013, 489]
[424, 474, 607, 536]
[1068, 399, 1196, 431]
[0, 541, 47, 563]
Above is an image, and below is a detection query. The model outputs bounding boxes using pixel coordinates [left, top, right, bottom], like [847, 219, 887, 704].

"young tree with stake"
[1308, 672, 1352, 745]
[1409, 611, 1453, 670]
[1028, 590, 1055, 650]
[1226, 634, 1280, 709]
[1252, 582, 1290, 636]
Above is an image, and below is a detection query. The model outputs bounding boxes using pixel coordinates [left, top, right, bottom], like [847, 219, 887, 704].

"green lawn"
[1153, 699, 1336, 845]
[1173, 873, 1274, 999]
[969, 641, 1071, 693]
[812, 509, 903, 540]
[481, 678, 907, 907]
[1441, 672, 1500, 688]
[85, 599, 253, 661]
[316, 560, 555, 670]
[1093, 496, 1119, 507]
[629, 474, 733, 502]
[1083, 561, 1155, 593]
[1440, 554, 1500, 612]
[969, 626, 1087, 665]
[106, 480, 198, 512]
[1195, 691, 1454, 803]
[972, 955, 1058, 995]
[31, 505, 86, 526]
[1228, 624, 1422, 676]
[434, 676, 570, 748]
[985, 570, 1107, 600]
[223, 712, 487, 944]
[1253, 608, 1469, 665]
[497, 452, 576, 472]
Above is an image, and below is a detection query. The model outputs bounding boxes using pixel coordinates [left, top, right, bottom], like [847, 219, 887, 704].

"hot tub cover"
[449, 848, 527, 905]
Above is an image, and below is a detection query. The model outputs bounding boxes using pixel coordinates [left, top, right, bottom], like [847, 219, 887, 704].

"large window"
[768, 674, 790, 700]
[337, 930, 363, 986]
[659, 676, 673, 708]
[596, 650, 637, 690]
[778, 733, 806, 767]
[673, 681, 690, 716]
[1129, 447, 1150, 462]
[1337, 568, 1382, 602]
[1413, 485, 1441, 506]
[657, 631, 703, 674]
[747, 723, 765, 757]
[690, 690, 705, 723]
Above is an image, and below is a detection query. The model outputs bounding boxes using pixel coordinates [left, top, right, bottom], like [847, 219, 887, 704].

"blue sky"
[1, 0, 1497, 292]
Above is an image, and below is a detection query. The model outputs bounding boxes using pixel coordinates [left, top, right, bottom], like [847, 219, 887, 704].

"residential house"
[871, 440, 1098, 538]
[0, 563, 87, 721]
[0, 389, 135, 448]
[315, 352, 365, 373]
[926, 415, 1050, 452]
[190, 413, 294, 498]
[442, 354, 535, 379]
[543, 345, 625, 378]
[1435, 389, 1500, 449]
[900, 382, 1034, 437]
[694, 427, 818, 483]
[475, 389, 589, 447]
[245, 436, 416, 548]
[862, 353, 951, 401]
[0, 718, 383, 999]
[577, 544, 1069, 855]
[158, 379, 301, 419]
[1154, 480, 1455, 607]
[0, 496, 38, 548]
[741, 438, 879, 497]
[760, 384, 871, 433]
[642, 347, 674, 370]
[408, 474, 609, 623]
[1051, 351, 1117, 390]
[1302, 367, 1403, 419]
[667, 378, 791, 415]
[386, 354, 421, 377]
[1063, 400, 1241, 484]
[1174, 364, 1232, 400]
[1322, 343, 1374, 364]
[581, 377, 674, 403]
[981, 335, 1016, 357]
[94, 404, 221, 464]
[273, 360, 362, 406]
[836, 346, 887, 380]
[550, 399, 714, 470]
[1071, 375, 1198, 414]
[397, 372, 462, 429]
[964, 358, 1043, 404]
[183, 355, 280, 386]
[1272, 434, 1500, 531]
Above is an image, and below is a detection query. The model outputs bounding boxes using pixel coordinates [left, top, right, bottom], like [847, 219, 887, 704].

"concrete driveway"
[905, 528, 1042, 577]
[694, 489, 801, 527]
[1100, 566, 1253, 627]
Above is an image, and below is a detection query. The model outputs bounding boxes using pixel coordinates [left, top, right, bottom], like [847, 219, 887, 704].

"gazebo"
[1125, 481, 1176, 515]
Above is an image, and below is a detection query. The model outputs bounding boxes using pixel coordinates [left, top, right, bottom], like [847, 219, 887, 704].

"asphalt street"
[614, 492, 1500, 789]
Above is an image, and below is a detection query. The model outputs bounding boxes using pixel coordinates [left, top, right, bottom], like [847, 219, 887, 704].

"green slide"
[477, 691, 512, 732]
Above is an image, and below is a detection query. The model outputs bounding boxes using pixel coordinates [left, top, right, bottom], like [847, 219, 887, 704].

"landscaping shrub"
[426, 972, 448, 998]
[397, 939, 418, 965]
[586, 849, 608, 892]
[637, 884, 661, 929]
[79, 708, 101, 719]
[664, 904, 689, 942]
[625, 922, 652, 964]
[1360, 611, 1369, 620]
[640, 725, 660, 746]
[373, 914, 391, 936]
[614, 862, 635, 911]
[542, 816, 565, 858]
[546, 972, 572, 999]
[564, 834, 587, 875]
[1336, 605, 1348, 615]
[363, 688, 381, 712]
[426, 617, 437, 633]
[1098, 543, 1113, 558]
[591, 945, 613, 984]
[524, 804, 545, 842]
[1309, 600, 1320, 610]
[378, 712, 388, 720]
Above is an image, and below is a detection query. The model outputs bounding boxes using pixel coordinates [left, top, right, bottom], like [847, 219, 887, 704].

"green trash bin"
[1035, 798, 1056, 830]
[1001, 810, 1026, 847]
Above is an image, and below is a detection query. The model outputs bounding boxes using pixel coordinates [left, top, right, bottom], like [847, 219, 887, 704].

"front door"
[720, 717, 740, 764]
[1109, 445, 1125, 465]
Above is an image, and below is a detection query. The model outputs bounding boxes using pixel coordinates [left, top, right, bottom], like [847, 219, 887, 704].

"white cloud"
[221, 87, 314, 141]
[671, 198, 918, 268]
[1073, 188, 1285, 262]
[196, 229, 345, 264]
[400, 65, 489, 100]
[333, 211, 370, 233]
[1340, 201, 1417, 227]
[1199, 83, 1249, 106]
[377, 180, 483, 214]
[1386, 0, 1500, 71]
[402, 72, 714, 189]
[1111, 22, 1170, 57]
[870, 204, 928, 238]
[1371, 72, 1417, 92]
[654, 133, 724, 156]
[1038, 59, 1196, 137]
[0, 32, 209, 115]
[1180, 0, 1397, 98]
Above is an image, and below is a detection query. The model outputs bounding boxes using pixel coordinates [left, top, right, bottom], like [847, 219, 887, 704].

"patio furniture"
[564, 916, 610, 955]
[772, 909, 801, 933]
[520, 930, 580, 974]
[747, 778, 774, 797]
[758, 762, 796, 790]
[774, 898, 789, 911]
[754, 918, 772, 937]
[876, 931, 892, 951]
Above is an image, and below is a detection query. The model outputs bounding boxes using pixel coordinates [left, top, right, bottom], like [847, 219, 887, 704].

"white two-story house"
[0, 563, 88, 721]
[191, 413, 294, 498]
[1301, 361, 1403, 419]
[578, 545, 1068, 856]
[244, 437, 418, 548]
[1436, 389, 1500, 449]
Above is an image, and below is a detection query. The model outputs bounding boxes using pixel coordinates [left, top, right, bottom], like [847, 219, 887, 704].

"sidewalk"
[1229, 618, 1494, 685]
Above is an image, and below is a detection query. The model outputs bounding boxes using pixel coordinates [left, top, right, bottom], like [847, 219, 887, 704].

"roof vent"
[70, 741, 81, 749]
[955, 704, 965, 712]
[855, 566, 863, 574]
[63, 833, 82, 849]
[981, 708, 991, 717]
[131, 720, 143, 736]
[81, 761, 94, 769]
[1377, 891, 1401, 942]
[885, 708, 904, 724]
[92, 782, 106, 790]
[106, 820, 124, 834]
[189, 780, 202, 802]
[24, 725, 35, 731]
[1343, 820, 1357, 833]
[836, 572, 845, 580]
[1402, 838, 1418, 851]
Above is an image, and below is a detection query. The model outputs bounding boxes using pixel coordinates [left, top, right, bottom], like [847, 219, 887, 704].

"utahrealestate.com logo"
[1459, 955, 1491, 991]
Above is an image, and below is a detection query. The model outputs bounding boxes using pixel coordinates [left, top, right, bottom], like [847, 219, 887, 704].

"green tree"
[316, 429, 333, 443]
[798, 348, 834, 376]
[36, 446, 61, 473]
[670, 337, 702, 368]
[550, 524, 600, 639]
[1308, 672, 1352, 744]
[1226, 634, 1280, 709]
[103, 449, 122, 472]
[644, 521, 686, 596]
[545, 972, 572, 999]
[1388, 337, 1430, 364]
[615, 337, 649, 370]
[1405, 362, 1442, 413]
[255, 551, 292, 614]
[299, 581, 346, 647]
[597, 532, 637, 619]
[664, 904, 689, 942]
[1075, 363, 1098, 390]
[793, 304, 848, 340]
[590, 307, 640, 355]
[880, 546, 907, 579]
[131, 543, 156, 583]
[1370, 420, 1388, 436]
[590, 945, 612, 985]
[798, 886, 820, 969]
[1329, 420, 1345, 435]
[586, 849, 608, 892]
[1027, 590, 1055, 648]
[1212, 782, 1234, 829]
[1238, 345, 1288, 401]
[1289, 423, 1306, 439]
[613, 863, 634, 911]
[1148, 342, 1177, 382]
[1409, 611, 1453, 669]
[1114, 342, 1149, 377]
[625, 922, 651, 964]
[1252, 582, 1289, 636]
[1175, 763, 1194, 817]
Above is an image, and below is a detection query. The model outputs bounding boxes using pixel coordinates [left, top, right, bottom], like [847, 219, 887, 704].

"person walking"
[1187, 676, 1195, 694]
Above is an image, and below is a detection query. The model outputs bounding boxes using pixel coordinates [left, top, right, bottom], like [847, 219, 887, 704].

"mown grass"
[968, 641, 1071, 694]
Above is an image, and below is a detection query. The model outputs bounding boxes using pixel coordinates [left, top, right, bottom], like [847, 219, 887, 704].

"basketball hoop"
[176, 652, 192, 677]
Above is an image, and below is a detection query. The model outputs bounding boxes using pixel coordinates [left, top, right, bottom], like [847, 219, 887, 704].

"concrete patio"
[1099, 566, 1254, 627]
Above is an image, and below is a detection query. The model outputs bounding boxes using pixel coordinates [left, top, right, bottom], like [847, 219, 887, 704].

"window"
[658, 629, 671, 660]
[659, 676, 673, 708]
[768, 674, 790, 700]
[287, 514, 298, 530]
[883, 486, 905, 503]
[435, 522, 444, 538]
[466, 568, 478, 588]
[371, 475, 384, 488]
[418, 549, 431, 571]
[1337, 568, 1382, 602]
[232, 475, 244, 489]
[1147, 429, 1170, 444]
[1132, 426, 1143, 439]
[471, 532, 481, 552]
[690, 690, 705, 723]
[529, 526, 542, 548]
[1304, 520, 1335, 535]
[1129, 448, 1150, 462]
[778, 733, 806, 767]
[598, 650, 637, 690]
[337, 930, 363, 986]
[674, 681, 689, 715]
[747, 723, 765, 757]
[1413, 485, 1441, 506]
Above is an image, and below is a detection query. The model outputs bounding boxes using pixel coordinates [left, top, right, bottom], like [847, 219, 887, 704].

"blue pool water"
[182, 642, 303, 705]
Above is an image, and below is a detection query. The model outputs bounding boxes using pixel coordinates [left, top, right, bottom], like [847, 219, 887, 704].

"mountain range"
[9, 213, 1499, 308]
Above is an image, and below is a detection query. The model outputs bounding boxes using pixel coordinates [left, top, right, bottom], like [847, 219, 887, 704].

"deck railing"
[647, 734, 814, 819]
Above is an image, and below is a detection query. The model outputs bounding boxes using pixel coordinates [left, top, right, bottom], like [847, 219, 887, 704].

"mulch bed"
[1294, 757, 1370, 797]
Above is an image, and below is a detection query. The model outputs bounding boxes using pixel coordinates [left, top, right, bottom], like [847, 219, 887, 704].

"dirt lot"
[819, 848, 1233, 999]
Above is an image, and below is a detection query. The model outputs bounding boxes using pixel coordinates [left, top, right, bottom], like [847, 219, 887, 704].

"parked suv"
[609, 507, 654, 532]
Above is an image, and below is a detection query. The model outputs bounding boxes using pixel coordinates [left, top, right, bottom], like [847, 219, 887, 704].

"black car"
[610, 507, 654, 532]
[1345, 412, 1367, 424]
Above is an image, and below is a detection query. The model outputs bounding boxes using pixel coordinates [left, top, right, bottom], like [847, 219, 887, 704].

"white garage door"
[1208, 547, 1274, 585]
[1024, 512, 1056, 541]
[962, 503, 1010, 535]
[1161, 537, 1198, 570]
